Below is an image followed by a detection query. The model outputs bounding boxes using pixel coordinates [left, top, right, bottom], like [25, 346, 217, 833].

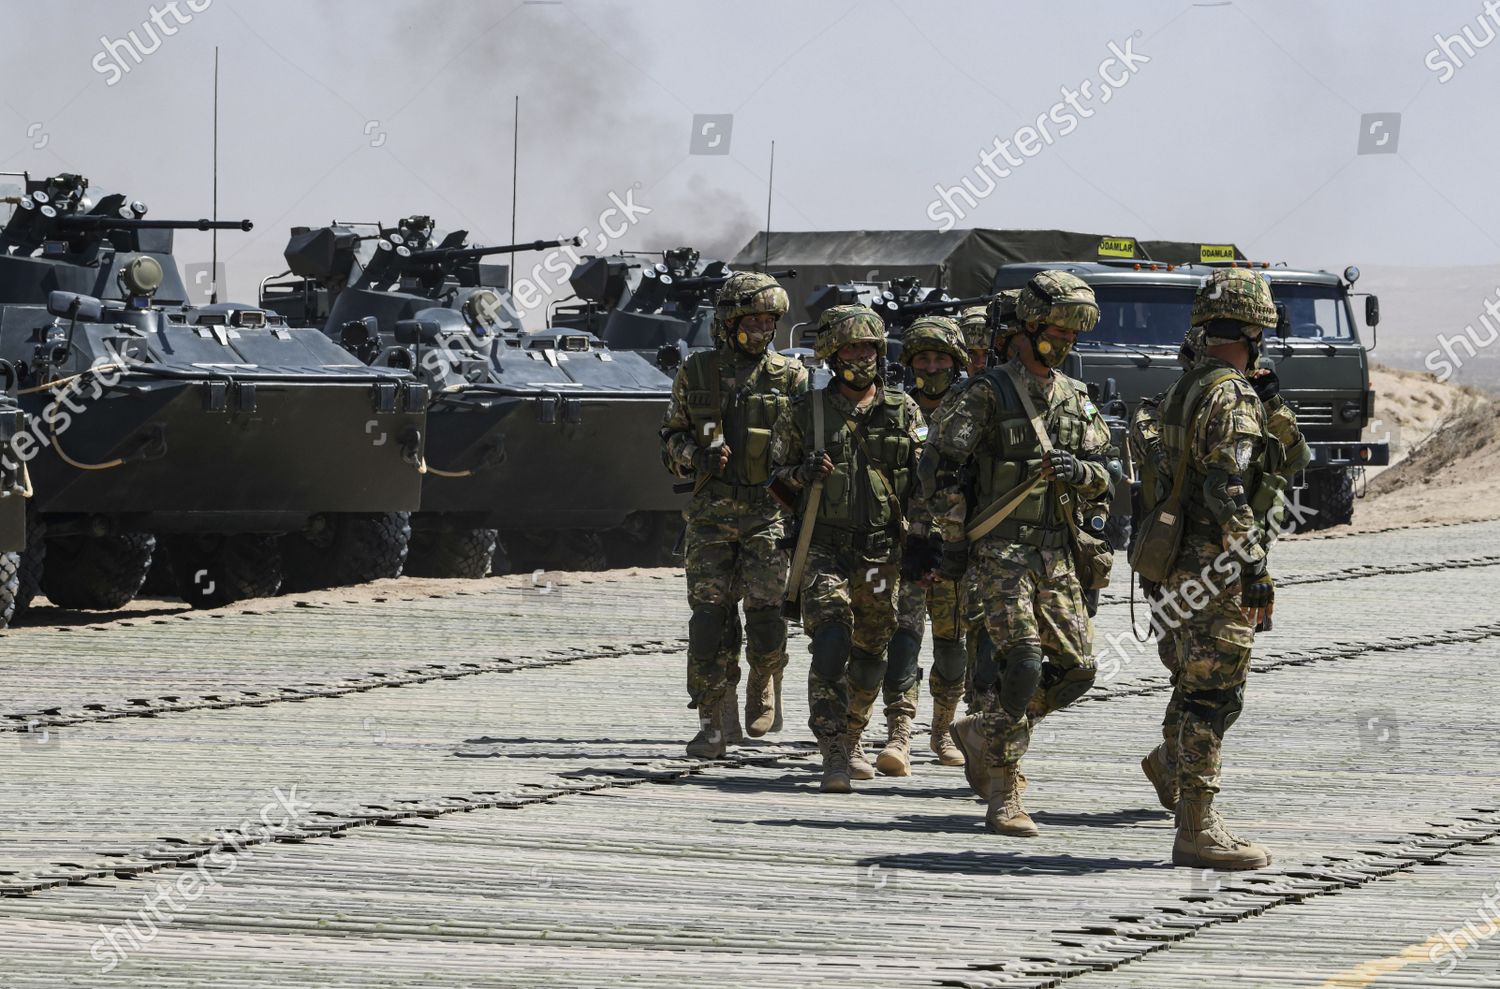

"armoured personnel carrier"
[0, 173, 427, 614]
[260, 216, 684, 573]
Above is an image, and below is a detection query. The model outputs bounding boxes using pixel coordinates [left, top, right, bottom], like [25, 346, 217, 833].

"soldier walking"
[660, 272, 808, 758]
[770, 304, 924, 793]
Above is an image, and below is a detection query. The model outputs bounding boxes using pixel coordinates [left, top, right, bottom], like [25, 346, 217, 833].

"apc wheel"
[14, 508, 45, 618]
[40, 531, 155, 611]
[166, 533, 284, 608]
[602, 512, 684, 569]
[282, 512, 411, 592]
[0, 551, 18, 629]
[495, 528, 608, 575]
[404, 526, 497, 579]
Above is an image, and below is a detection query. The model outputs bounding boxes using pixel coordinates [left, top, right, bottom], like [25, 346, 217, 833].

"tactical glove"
[791, 450, 834, 486]
[1249, 368, 1280, 404]
[937, 541, 969, 582]
[900, 534, 943, 582]
[693, 443, 729, 476]
[1241, 558, 1275, 608]
[1043, 450, 1087, 486]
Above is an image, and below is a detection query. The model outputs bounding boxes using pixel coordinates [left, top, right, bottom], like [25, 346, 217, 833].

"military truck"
[260, 216, 685, 574]
[992, 256, 1388, 532]
[0, 173, 427, 615]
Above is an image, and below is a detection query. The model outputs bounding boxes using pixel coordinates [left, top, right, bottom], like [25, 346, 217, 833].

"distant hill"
[1360, 265, 1500, 393]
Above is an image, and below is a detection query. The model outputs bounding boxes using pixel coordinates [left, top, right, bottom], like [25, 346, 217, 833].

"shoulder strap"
[1163, 367, 1240, 504]
[1002, 363, 1054, 455]
[812, 386, 826, 453]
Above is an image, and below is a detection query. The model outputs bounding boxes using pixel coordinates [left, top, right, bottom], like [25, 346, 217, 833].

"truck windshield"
[1270, 283, 1353, 341]
[1090, 285, 1195, 349]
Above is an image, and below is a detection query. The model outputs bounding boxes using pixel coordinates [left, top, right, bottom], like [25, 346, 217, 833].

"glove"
[1082, 587, 1099, 618]
[1043, 449, 1087, 486]
[693, 442, 729, 476]
[900, 535, 943, 582]
[1249, 368, 1280, 403]
[791, 450, 833, 486]
[1241, 558, 1274, 608]
[937, 541, 969, 582]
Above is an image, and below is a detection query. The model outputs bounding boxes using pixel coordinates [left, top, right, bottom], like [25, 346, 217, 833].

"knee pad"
[998, 644, 1044, 721]
[809, 623, 852, 681]
[1182, 685, 1245, 736]
[1038, 661, 1096, 711]
[882, 629, 921, 694]
[930, 637, 967, 685]
[688, 604, 730, 661]
[848, 646, 887, 692]
[970, 626, 1000, 692]
[743, 605, 785, 656]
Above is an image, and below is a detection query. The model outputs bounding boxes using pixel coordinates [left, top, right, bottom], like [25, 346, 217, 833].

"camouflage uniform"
[660, 273, 807, 756]
[770, 304, 924, 792]
[924, 272, 1115, 835]
[1137, 267, 1303, 870]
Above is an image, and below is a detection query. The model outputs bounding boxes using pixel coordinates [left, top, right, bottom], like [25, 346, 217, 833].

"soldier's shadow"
[1029, 808, 1169, 828]
[856, 848, 1160, 877]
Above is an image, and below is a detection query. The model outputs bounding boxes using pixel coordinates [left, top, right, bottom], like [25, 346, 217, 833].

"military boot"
[985, 763, 1039, 837]
[819, 736, 852, 794]
[1141, 743, 1178, 812]
[876, 683, 918, 777]
[949, 714, 991, 800]
[929, 698, 965, 766]
[720, 682, 744, 746]
[844, 685, 879, 780]
[685, 703, 726, 759]
[744, 667, 776, 738]
[1173, 791, 1271, 870]
[770, 671, 784, 733]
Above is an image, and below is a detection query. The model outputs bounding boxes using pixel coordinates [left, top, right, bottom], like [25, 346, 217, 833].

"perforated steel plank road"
[0, 520, 1497, 987]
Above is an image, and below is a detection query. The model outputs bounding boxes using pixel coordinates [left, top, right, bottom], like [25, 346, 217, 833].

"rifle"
[783, 392, 827, 620]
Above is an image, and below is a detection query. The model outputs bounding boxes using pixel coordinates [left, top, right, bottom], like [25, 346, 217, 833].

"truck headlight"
[1340, 400, 1361, 422]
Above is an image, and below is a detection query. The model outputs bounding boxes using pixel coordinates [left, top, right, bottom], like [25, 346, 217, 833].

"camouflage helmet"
[899, 315, 970, 370]
[1191, 268, 1277, 329]
[957, 305, 990, 352]
[1015, 270, 1100, 332]
[987, 289, 1023, 339]
[814, 303, 887, 362]
[714, 271, 789, 338]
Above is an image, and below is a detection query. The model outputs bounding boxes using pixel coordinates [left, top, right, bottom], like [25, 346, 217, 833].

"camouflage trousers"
[895, 572, 968, 702]
[971, 538, 1095, 765]
[799, 541, 901, 742]
[1157, 539, 1256, 799]
[683, 502, 790, 710]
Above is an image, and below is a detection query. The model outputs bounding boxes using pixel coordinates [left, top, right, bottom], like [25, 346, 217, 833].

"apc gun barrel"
[56, 216, 254, 232]
[407, 235, 583, 264]
[672, 267, 798, 292]
[897, 294, 992, 315]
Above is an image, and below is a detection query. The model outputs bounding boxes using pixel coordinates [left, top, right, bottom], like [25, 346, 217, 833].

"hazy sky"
[3, 0, 1499, 311]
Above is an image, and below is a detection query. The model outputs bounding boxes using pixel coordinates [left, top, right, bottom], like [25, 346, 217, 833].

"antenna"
[509, 94, 519, 297]
[763, 140, 774, 272]
[210, 46, 219, 305]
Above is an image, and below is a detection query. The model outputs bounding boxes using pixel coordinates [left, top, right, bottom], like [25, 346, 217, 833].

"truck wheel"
[1296, 469, 1356, 531]
[166, 534, 285, 608]
[14, 508, 45, 618]
[404, 527, 497, 579]
[282, 512, 411, 592]
[40, 531, 155, 611]
[0, 551, 19, 629]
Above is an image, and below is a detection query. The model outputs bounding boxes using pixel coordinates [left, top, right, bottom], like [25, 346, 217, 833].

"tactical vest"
[969, 368, 1093, 548]
[800, 386, 914, 546]
[682, 348, 801, 499]
[1158, 363, 1287, 538]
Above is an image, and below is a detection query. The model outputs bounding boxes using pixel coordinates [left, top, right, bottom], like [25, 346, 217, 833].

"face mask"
[913, 367, 953, 397]
[838, 354, 879, 389]
[1029, 330, 1072, 369]
[734, 324, 774, 355]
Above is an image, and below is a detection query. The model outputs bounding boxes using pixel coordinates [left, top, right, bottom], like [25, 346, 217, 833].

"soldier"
[660, 272, 808, 758]
[957, 305, 992, 374]
[1132, 267, 1306, 870]
[770, 304, 924, 793]
[923, 271, 1116, 835]
[850, 316, 971, 778]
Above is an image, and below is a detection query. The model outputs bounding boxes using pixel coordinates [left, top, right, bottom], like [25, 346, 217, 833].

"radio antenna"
[509, 94, 519, 297]
[763, 140, 774, 272]
[210, 46, 220, 305]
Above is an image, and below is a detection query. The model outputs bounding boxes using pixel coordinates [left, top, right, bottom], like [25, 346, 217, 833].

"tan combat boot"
[985, 763, 1039, 836]
[685, 703, 726, 759]
[1141, 744, 1178, 812]
[876, 683, 918, 777]
[949, 714, 991, 799]
[770, 671, 784, 733]
[819, 735, 852, 793]
[844, 685, 879, 780]
[744, 667, 775, 738]
[1173, 790, 1271, 870]
[930, 696, 965, 766]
